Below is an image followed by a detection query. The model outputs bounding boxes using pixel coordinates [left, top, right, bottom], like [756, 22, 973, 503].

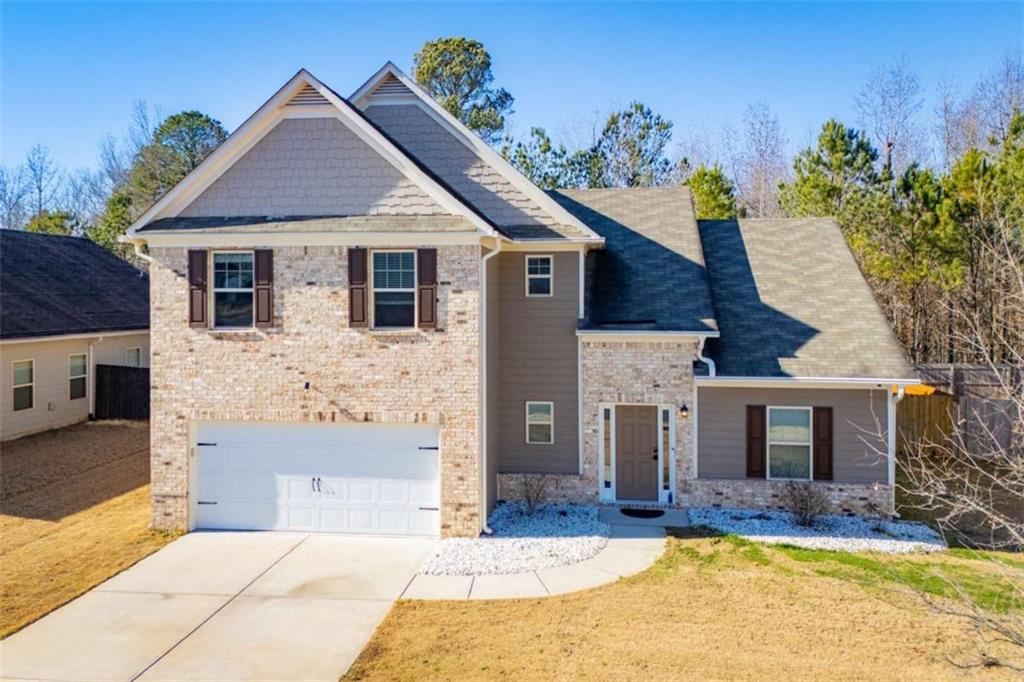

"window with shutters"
[69, 353, 87, 400]
[212, 252, 254, 328]
[767, 406, 812, 480]
[525, 255, 552, 297]
[12, 360, 33, 411]
[372, 250, 416, 328]
[526, 401, 554, 444]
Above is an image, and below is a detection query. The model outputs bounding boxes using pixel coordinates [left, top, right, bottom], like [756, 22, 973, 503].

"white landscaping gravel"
[420, 502, 611, 576]
[688, 507, 947, 554]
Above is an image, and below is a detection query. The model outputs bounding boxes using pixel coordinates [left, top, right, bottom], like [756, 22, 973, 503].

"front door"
[615, 405, 659, 501]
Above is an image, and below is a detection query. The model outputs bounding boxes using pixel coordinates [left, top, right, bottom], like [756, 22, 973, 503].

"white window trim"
[125, 346, 142, 367]
[525, 400, 554, 445]
[524, 254, 553, 298]
[211, 250, 256, 330]
[11, 358, 34, 411]
[766, 405, 814, 481]
[69, 353, 88, 400]
[370, 249, 418, 330]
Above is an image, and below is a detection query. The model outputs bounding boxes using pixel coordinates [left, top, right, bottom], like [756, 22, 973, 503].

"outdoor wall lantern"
[679, 403, 690, 418]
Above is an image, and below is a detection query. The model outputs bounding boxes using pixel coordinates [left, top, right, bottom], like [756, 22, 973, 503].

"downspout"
[696, 335, 715, 377]
[887, 384, 906, 517]
[128, 239, 154, 266]
[479, 241, 502, 535]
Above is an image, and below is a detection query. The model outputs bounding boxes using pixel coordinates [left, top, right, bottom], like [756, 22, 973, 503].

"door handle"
[651, 455, 658, 460]
[317, 477, 322, 492]
[312, 477, 315, 492]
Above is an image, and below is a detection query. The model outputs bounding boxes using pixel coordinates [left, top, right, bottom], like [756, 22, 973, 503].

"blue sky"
[2, 2, 1021, 170]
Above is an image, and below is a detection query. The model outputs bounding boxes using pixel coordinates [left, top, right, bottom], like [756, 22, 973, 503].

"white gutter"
[87, 337, 102, 418]
[888, 384, 906, 515]
[478, 241, 502, 535]
[128, 239, 155, 265]
[0, 329, 146, 345]
[695, 376, 920, 389]
[576, 330, 720, 342]
[695, 336, 716, 377]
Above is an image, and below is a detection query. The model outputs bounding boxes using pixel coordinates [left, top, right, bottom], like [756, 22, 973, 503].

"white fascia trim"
[501, 241, 598, 252]
[0, 329, 147, 345]
[138, 231, 486, 248]
[351, 63, 604, 243]
[126, 69, 497, 240]
[695, 376, 921, 389]
[576, 330, 720, 342]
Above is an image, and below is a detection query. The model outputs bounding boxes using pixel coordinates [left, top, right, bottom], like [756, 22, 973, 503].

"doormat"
[620, 508, 665, 519]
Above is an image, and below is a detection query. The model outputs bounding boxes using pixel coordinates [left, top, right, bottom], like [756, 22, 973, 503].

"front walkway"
[402, 516, 675, 600]
[2, 531, 436, 682]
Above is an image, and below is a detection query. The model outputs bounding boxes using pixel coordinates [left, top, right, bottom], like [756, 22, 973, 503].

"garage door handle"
[418, 446, 439, 451]
[419, 507, 439, 511]
[197, 501, 217, 505]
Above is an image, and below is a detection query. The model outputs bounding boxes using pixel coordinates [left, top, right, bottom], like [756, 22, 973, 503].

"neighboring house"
[0, 231, 150, 441]
[122, 64, 917, 538]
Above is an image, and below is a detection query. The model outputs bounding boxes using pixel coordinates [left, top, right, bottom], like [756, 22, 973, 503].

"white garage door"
[194, 422, 440, 537]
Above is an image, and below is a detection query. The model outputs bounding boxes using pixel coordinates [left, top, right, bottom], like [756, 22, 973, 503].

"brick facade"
[149, 244, 481, 537]
[680, 478, 893, 517]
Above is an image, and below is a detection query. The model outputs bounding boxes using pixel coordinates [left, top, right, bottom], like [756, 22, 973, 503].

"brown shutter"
[187, 250, 208, 328]
[746, 405, 766, 478]
[813, 406, 834, 480]
[417, 248, 437, 330]
[254, 249, 273, 328]
[348, 247, 368, 328]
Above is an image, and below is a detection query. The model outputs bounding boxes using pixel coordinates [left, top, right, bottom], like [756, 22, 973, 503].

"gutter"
[695, 336, 716, 377]
[888, 384, 906, 516]
[478, 241, 502, 535]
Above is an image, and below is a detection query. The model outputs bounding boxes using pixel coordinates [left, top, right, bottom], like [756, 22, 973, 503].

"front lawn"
[347, 528, 1023, 680]
[0, 421, 177, 638]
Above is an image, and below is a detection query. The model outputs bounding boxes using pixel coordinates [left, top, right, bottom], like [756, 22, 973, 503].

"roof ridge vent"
[286, 83, 330, 106]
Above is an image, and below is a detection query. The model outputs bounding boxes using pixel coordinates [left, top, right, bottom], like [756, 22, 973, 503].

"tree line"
[2, 37, 1020, 366]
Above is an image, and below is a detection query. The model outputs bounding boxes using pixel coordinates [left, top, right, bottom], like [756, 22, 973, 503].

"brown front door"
[615, 405, 659, 501]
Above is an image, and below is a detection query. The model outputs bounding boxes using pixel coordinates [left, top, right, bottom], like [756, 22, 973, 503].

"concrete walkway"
[402, 522, 669, 600]
[2, 532, 436, 682]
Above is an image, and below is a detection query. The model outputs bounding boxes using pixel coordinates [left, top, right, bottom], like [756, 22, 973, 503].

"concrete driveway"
[2, 531, 436, 681]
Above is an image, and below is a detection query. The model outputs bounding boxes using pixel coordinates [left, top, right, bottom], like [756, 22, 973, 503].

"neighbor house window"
[526, 401, 554, 444]
[767, 407, 812, 479]
[525, 255, 552, 296]
[12, 360, 33, 411]
[125, 347, 142, 367]
[69, 354, 87, 400]
[372, 251, 415, 328]
[213, 252, 254, 328]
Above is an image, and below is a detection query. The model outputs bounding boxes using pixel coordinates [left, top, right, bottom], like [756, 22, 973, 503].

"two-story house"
[123, 64, 917, 538]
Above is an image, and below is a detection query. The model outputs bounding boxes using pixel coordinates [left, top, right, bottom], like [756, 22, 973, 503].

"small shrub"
[781, 481, 831, 527]
[521, 473, 549, 516]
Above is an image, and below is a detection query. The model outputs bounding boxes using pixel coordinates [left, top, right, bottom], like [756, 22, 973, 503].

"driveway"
[2, 531, 436, 681]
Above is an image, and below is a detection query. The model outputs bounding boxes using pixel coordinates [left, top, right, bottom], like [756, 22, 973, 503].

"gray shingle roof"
[1, 230, 148, 340]
[698, 218, 915, 379]
[551, 187, 718, 333]
[138, 215, 478, 233]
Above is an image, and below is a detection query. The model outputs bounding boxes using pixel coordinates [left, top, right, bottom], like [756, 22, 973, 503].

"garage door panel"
[195, 422, 440, 537]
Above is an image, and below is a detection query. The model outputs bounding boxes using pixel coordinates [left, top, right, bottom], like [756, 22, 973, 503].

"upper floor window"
[69, 353, 87, 400]
[372, 251, 416, 328]
[767, 406, 812, 480]
[526, 401, 554, 444]
[213, 252, 254, 328]
[12, 360, 33, 411]
[525, 255, 552, 297]
[125, 347, 142, 367]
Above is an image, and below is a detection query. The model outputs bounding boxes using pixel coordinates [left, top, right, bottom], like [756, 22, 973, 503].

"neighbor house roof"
[552, 187, 718, 333]
[698, 218, 915, 379]
[0, 231, 149, 340]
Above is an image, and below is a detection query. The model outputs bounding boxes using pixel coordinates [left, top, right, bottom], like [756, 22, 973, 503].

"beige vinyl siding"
[179, 117, 446, 218]
[0, 333, 150, 441]
[497, 252, 579, 474]
[697, 387, 888, 484]
[485, 250, 500, 513]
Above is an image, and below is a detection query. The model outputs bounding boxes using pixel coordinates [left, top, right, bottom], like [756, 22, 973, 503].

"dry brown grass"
[347, 529, 1023, 681]
[0, 421, 177, 638]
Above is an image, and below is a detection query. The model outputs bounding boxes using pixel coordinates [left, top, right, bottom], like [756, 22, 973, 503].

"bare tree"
[934, 77, 984, 171]
[0, 165, 29, 230]
[735, 102, 788, 217]
[60, 168, 109, 227]
[856, 57, 925, 175]
[100, 100, 154, 188]
[975, 51, 1024, 146]
[23, 145, 62, 217]
[897, 229, 1024, 671]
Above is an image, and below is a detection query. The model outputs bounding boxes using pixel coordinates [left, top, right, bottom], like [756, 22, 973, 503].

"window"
[213, 252, 254, 328]
[767, 407, 812, 480]
[69, 354, 87, 400]
[602, 407, 612, 488]
[372, 251, 415, 328]
[526, 401, 554, 444]
[125, 347, 142, 367]
[12, 360, 33, 411]
[525, 255, 552, 296]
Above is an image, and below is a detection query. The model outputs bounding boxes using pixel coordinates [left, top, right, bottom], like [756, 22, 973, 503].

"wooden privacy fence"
[897, 364, 1020, 456]
[94, 364, 150, 420]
